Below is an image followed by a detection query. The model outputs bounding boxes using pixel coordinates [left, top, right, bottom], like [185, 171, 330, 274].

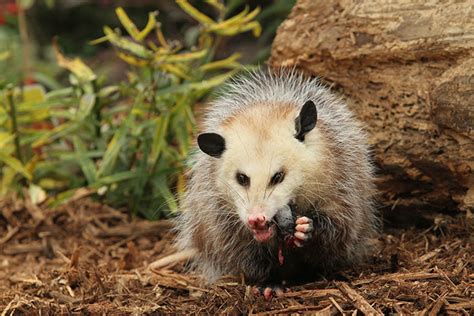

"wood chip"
[380, 272, 442, 282]
[97, 221, 172, 238]
[252, 304, 333, 315]
[284, 289, 341, 298]
[329, 296, 345, 314]
[49, 291, 81, 304]
[0, 226, 19, 245]
[428, 292, 447, 316]
[336, 282, 382, 316]
[416, 248, 441, 263]
[445, 301, 474, 311]
[3, 242, 44, 255]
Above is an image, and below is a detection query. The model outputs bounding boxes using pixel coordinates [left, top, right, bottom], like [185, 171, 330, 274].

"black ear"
[197, 133, 226, 158]
[295, 100, 317, 142]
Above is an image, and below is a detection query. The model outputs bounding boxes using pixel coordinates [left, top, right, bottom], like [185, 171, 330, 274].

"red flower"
[6, 2, 18, 15]
[24, 76, 36, 85]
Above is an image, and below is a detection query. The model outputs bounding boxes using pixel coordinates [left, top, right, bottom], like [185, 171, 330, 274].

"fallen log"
[269, 0, 473, 219]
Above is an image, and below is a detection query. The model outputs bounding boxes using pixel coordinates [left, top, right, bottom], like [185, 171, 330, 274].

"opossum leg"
[293, 216, 314, 247]
[252, 285, 287, 300]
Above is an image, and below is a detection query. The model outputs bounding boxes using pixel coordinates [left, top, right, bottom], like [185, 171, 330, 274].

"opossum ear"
[295, 100, 317, 142]
[197, 133, 226, 158]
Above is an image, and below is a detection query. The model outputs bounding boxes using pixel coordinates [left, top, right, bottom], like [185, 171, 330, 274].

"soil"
[0, 198, 472, 315]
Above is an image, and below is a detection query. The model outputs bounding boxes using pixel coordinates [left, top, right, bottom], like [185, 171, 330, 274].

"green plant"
[0, 1, 261, 219]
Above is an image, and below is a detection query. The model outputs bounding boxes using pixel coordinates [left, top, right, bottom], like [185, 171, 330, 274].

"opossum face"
[198, 101, 321, 243]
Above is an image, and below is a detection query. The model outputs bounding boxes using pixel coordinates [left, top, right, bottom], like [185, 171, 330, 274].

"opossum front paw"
[293, 216, 314, 247]
[252, 285, 287, 300]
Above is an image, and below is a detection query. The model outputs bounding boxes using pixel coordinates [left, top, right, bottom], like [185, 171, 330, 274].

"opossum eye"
[270, 171, 285, 186]
[236, 172, 250, 187]
[295, 100, 317, 142]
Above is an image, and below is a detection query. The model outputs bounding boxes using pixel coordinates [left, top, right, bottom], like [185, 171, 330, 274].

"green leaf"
[130, 137, 151, 214]
[29, 184, 47, 205]
[0, 50, 11, 61]
[22, 84, 46, 103]
[205, 0, 225, 12]
[0, 132, 14, 150]
[73, 136, 97, 184]
[103, 26, 152, 59]
[98, 86, 119, 99]
[46, 87, 74, 99]
[19, 0, 34, 9]
[0, 152, 32, 180]
[199, 53, 242, 71]
[1, 166, 17, 195]
[76, 93, 96, 121]
[92, 171, 137, 188]
[53, 40, 96, 82]
[156, 178, 178, 213]
[96, 119, 130, 177]
[115, 7, 141, 40]
[48, 187, 94, 208]
[31, 122, 78, 148]
[137, 11, 159, 41]
[148, 115, 170, 169]
[115, 7, 158, 42]
[190, 69, 238, 91]
[157, 49, 208, 63]
[176, 0, 215, 26]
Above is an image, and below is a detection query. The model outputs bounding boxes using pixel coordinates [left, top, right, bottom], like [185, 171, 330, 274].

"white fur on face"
[215, 103, 326, 225]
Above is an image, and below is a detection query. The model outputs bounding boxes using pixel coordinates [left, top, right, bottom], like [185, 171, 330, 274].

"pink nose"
[248, 214, 267, 229]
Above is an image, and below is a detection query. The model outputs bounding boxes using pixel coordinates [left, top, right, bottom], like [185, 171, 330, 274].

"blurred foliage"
[0, 1, 265, 219]
[0, 0, 62, 89]
[25, 0, 294, 63]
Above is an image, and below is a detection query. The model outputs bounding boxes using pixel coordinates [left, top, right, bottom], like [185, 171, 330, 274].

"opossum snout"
[247, 214, 268, 229]
[247, 214, 276, 243]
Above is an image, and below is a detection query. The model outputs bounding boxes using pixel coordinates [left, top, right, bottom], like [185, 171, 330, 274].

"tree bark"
[269, 0, 473, 218]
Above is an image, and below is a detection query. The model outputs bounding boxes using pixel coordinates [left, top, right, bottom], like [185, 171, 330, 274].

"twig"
[416, 248, 441, 263]
[0, 226, 20, 245]
[3, 242, 44, 255]
[385, 272, 441, 281]
[1, 297, 17, 316]
[70, 247, 81, 269]
[9, 274, 43, 286]
[284, 289, 342, 299]
[428, 292, 447, 316]
[329, 296, 345, 314]
[434, 267, 457, 289]
[445, 301, 474, 311]
[336, 282, 382, 316]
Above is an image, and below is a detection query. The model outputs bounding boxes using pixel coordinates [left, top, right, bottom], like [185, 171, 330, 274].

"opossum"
[173, 68, 378, 298]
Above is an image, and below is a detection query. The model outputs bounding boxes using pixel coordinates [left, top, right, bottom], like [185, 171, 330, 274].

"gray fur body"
[175, 69, 378, 284]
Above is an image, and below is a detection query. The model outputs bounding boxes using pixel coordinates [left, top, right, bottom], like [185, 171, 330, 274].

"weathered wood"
[270, 0, 473, 216]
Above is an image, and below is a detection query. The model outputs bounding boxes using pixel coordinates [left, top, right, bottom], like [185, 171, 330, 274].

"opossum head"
[198, 101, 324, 243]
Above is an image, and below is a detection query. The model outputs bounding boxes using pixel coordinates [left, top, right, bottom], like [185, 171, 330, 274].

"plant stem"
[6, 85, 23, 164]
[16, 0, 31, 84]
[92, 81, 102, 140]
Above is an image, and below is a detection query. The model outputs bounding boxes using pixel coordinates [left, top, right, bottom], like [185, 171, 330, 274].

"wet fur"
[174, 69, 378, 284]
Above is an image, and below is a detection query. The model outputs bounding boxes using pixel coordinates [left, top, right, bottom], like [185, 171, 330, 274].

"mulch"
[0, 198, 472, 315]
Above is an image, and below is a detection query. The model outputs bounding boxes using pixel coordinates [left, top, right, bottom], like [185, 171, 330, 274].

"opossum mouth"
[252, 223, 276, 243]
